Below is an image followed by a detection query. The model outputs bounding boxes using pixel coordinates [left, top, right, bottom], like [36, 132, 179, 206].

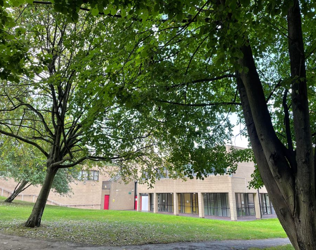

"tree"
[0, 137, 78, 203]
[0, 6, 165, 228]
[44, 0, 314, 249]
[2, 1, 315, 248]
[0, 3, 245, 229]
[114, 1, 315, 249]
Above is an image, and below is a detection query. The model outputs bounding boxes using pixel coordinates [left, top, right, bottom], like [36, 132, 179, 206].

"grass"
[0, 196, 288, 246]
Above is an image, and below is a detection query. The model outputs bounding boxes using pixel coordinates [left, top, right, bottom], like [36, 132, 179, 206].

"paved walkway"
[0, 233, 291, 250]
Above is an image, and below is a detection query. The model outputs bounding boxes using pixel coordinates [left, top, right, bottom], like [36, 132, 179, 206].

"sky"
[230, 114, 250, 148]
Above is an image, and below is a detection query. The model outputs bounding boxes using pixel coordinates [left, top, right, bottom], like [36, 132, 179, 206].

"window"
[260, 193, 275, 215]
[78, 170, 99, 181]
[91, 170, 99, 181]
[149, 193, 154, 212]
[183, 164, 197, 178]
[142, 167, 169, 180]
[235, 193, 255, 217]
[157, 167, 169, 179]
[204, 193, 230, 217]
[157, 193, 173, 213]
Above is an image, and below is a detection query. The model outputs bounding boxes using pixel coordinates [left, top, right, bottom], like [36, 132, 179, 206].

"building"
[136, 146, 275, 221]
[1, 146, 275, 220]
[0, 169, 136, 210]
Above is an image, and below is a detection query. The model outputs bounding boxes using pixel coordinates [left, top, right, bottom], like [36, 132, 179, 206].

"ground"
[0, 232, 290, 250]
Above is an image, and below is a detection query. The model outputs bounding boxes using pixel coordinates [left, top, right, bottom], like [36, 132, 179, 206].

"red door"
[104, 195, 110, 210]
[134, 196, 137, 210]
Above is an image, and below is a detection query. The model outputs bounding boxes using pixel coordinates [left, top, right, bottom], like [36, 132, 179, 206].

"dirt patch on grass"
[0, 232, 291, 250]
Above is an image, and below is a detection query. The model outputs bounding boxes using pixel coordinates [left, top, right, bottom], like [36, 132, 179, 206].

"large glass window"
[142, 167, 169, 180]
[260, 193, 274, 215]
[236, 193, 255, 216]
[157, 193, 173, 213]
[78, 170, 99, 181]
[204, 193, 230, 217]
[178, 193, 198, 214]
[149, 193, 154, 212]
[156, 167, 169, 179]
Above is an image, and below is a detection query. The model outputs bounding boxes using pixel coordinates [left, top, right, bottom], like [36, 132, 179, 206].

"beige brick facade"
[136, 146, 274, 221]
[101, 179, 136, 210]
[0, 146, 275, 220]
[0, 170, 135, 210]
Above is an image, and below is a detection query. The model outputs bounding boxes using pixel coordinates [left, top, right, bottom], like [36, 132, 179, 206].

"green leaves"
[91, 6, 99, 16]
[1, 0, 314, 187]
[239, 0, 250, 7]
[0, 6, 29, 80]
[0, 137, 78, 194]
[10, 0, 26, 7]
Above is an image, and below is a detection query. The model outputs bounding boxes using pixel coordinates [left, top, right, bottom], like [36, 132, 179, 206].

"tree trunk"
[25, 166, 58, 228]
[4, 180, 31, 203]
[286, 1, 316, 249]
[237, 36, 316, 250]
[237, 76, 300, 249]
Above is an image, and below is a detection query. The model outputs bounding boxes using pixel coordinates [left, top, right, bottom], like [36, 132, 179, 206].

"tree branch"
[283, 89, 293, 152]
[0, 129, 48, 157]
[168, 74, 236, 89]
[185, 35, 208, 75]
[49, 156, 72, 168]
[154, 100, 241, 106]
[15, 100, 54, 138]
[266, 79, 282, 103]
[33, 1, 123, 18]
[57, 156, 88, 169]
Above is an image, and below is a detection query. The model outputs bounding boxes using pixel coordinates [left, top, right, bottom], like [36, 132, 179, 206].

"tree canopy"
[0, 137, 78, 202]
[0, 3, 243, 228]
[1, 0, 316, 249]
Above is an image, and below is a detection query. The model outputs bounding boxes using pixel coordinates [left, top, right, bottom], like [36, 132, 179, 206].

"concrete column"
[137, 193, 141, 211]
[153, 193, 158, 213]
[229, 191, 237, 221]
[173, 193, 179, 216]
[198, 192, 204, 218]
[255, 191, 262, 219]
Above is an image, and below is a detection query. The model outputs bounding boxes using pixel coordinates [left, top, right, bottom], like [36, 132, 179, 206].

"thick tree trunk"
[4, 180, 31, 203]
[237, 76, 300, 249]
[238, 42, 316, 249]
[237, 39, 316, 250]
[287, 2, 311, 175]
[25, 166, 58, 228]
[286, 1, 316, 249]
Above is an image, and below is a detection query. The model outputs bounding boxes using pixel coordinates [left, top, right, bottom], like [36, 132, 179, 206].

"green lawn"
[0, 196, 288, 246]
